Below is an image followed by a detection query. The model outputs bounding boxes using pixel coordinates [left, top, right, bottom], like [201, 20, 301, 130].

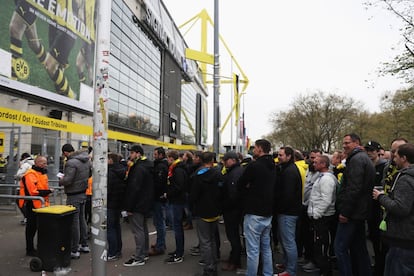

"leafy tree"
[366, 0, 414, 83]
[361, 111, 394, 148]
[380, 86, 414, 140]
[268, 92, 361, 152]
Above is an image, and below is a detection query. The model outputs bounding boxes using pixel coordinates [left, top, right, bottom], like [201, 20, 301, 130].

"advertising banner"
[0, 107, 197, 151]
[0, 0, 97, 111]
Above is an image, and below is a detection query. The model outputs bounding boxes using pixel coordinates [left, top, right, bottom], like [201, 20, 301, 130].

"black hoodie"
[189, 166, 223, 218]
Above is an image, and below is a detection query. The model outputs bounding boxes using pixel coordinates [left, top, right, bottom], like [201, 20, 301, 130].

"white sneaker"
[79, 245, 90, 253]
[107, 255, 119, 261]
[123, 257, 145, 266]
[71, 251, 80, 259]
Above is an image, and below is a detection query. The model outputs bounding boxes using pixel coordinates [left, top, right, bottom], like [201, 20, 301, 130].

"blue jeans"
[334, 220, 371, 276]
[165, 203, 173, 228]
[152, 201, 166, 251]
[107, 208, 122, 257]
[277, 215, 298, 276]
[243, 214, 273, 276]
[384, 247, 414, 276]
[171, 203, 185, 257]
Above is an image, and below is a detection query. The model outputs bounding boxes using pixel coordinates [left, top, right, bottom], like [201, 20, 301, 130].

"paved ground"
[0, 205, 338, 276]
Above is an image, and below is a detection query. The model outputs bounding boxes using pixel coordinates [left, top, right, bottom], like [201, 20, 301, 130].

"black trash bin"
[31, 205, 77, 272]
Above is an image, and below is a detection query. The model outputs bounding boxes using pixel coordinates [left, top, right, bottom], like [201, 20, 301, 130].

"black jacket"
[274, 161, 302, 216]
[124, 158, 154, 215]
[237, 154, 275, 217]
[153, 158, 168, 201]
[108, 162, 126, 210]
[337, 148, 375, 220]
[189, 166, 223, 218]
[222, 163, 244, 211]
[166, 161, 188, 204]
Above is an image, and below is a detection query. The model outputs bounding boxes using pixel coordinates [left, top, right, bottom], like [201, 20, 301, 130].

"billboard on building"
[0, 0, 97, 111]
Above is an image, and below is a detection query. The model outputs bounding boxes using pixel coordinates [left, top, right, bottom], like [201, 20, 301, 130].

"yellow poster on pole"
[0, 132, 4, 153]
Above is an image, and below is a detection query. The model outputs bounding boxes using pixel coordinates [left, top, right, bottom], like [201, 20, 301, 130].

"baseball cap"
[223, 151, 238, 161]
[364, 141, 381, 151]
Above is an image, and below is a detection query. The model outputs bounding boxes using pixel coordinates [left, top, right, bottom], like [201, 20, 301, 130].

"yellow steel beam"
[178, 9, 248, 91]
[181, 107, 196, 137]
[185, 48, 214, 65]
[177, 9, 249, 138]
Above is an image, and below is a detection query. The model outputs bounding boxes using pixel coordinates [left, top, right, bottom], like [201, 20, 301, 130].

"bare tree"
[268, 92, 361, 152]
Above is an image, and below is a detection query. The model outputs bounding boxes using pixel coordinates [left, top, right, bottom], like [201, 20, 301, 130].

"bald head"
[34, 156, 47, 168]
[391, 138, 408, 159]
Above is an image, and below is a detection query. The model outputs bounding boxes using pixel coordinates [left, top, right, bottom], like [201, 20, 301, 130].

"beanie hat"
[20, 153, 31, 160]
[62, 143, 75, 153]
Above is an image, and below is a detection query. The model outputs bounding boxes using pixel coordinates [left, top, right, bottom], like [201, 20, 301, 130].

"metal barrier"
[0, 195, 46, 211]
[0, 182, 66, 208]
[0, 184, 19, 188]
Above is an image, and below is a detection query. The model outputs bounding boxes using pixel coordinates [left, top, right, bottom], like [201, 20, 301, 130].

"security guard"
[18, 155, 51, 256]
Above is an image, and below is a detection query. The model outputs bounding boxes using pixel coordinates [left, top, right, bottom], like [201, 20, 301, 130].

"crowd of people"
[15, 134, 414, 276]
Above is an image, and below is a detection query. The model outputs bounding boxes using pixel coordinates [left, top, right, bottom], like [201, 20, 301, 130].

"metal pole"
[230, 77, 233, 151]
[6, 125, 16, 185]
[91, 0, 111, 275]
[235, 75, 240, 153]
[213, 0, 220, 154]
[236, 111, 240, 153]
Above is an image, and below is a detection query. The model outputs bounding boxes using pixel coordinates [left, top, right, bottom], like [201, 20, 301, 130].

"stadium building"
[0, 0, 208, 178]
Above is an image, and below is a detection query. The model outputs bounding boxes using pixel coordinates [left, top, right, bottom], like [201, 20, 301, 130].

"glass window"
[180, 82, 198, 143]
[119, 103, 128, 116]
[109, 1, 161, 135]
[108, 101, 119, 112]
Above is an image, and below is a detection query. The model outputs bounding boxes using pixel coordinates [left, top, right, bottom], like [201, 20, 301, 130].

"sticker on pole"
[92, 198, 104, 208]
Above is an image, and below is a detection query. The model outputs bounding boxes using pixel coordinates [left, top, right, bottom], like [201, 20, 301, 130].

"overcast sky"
[163, 0, 408, 144]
